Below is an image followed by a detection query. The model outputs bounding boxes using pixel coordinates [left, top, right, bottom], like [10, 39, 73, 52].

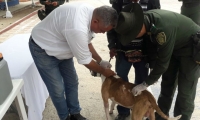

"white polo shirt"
[31, 3, 95, 64]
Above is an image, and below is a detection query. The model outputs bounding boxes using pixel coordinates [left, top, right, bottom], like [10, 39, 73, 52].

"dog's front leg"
[103, 100, 110, 120]
[109, 101, 115, 114]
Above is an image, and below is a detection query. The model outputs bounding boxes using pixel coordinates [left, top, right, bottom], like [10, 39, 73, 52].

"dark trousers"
[181, 4, 200, 26]
[155, 55, 200, 120]
[147, 0, 161, 10]
[115, 53, 149, 115]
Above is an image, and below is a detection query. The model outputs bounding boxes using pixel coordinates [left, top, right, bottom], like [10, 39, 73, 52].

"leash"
[109, 57, 112, 62]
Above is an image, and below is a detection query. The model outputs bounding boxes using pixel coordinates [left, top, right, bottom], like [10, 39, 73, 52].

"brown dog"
[101, 75, 181, 120]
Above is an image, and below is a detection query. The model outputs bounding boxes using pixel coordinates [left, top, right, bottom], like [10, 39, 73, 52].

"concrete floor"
[1, 0, 200, 120]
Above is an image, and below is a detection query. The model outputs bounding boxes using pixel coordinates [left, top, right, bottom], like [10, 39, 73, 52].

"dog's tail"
[146, 91, 182, 120]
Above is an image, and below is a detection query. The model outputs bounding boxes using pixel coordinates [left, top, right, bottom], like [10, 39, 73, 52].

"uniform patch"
[156, 32, 166, 45]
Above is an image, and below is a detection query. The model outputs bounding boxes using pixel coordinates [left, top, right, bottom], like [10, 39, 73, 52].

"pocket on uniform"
[191, 32, 200, 65]
[193, 45, 200, 65]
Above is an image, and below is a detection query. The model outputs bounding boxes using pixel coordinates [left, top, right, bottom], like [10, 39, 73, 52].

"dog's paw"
[175, 115, 181, 119]
[168, 115, 182, 120]
[109, 111, 113, 114]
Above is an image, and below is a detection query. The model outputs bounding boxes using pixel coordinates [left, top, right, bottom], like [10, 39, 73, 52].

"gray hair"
[94, 5, 118, 28]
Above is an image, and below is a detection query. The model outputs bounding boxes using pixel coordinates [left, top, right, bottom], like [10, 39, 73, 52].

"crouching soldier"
[115, 3, 200, 120]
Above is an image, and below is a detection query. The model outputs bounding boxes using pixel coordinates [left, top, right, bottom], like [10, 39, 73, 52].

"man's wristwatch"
[142, 81, 149, 87]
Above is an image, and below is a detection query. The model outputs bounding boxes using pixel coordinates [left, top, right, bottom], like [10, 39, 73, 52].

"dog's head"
[90, 70, 120, 83]
[90, 70, 100, 77]
[90, 70, 106, 82]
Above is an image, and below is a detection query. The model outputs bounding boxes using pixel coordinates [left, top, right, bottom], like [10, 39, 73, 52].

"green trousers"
[181, 4, 200, 26]
[156, 55, 200, 120]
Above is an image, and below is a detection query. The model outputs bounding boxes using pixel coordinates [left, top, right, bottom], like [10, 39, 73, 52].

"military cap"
[115, 3, 144, 46]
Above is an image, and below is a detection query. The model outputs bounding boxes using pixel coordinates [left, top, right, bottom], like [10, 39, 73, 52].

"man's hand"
[109, 48, 117, 58]
[99, 60, 112, 68]
[102, 68, 116, 77]
[132, 83, 147, 96]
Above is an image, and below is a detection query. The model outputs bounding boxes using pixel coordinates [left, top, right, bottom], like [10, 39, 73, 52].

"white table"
[0, 34, 49, 120]
[0, 79, 27, 120]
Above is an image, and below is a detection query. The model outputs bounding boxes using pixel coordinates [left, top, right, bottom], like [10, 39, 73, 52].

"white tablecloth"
[0, 34, 49, 120]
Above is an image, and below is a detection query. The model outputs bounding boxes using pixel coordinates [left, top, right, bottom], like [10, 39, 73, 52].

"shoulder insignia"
[156, 32, 166, 45]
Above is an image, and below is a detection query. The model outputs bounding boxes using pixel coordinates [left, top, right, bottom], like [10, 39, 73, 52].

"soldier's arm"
[58, 0, 65, 5]
[107, 29, 118, 50]
[107, 0, 124, 50]
[39, 0, 47, 5]
[145, 28, 176, 85]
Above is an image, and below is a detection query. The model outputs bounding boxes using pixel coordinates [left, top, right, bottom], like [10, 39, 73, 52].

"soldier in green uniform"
[115, 3, 200, 120]
[179, 0, 200, 25]
[107, 0, 160, 119]
[38, 0, 66, 20]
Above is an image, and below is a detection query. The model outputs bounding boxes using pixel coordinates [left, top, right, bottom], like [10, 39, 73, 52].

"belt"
[30, 36, 39, 47]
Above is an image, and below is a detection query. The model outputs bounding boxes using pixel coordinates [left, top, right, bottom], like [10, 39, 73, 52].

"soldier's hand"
[45, 0, 51, 5]
[102, 68, 116, 77]
[51, 2, 58, 6]
[132, 83, 147, 96]
[109, 48, 117, 58]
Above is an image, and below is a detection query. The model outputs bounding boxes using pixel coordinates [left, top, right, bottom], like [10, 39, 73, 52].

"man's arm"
[86, 43, 115, 77]
[88, 43, 112, 68]
[88, 43, 102, 64]
[84, 60, 115, 77]
[64, 30, 115, 77]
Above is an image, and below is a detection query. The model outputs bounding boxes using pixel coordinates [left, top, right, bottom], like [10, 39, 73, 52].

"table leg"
[14, 92, 28, 120]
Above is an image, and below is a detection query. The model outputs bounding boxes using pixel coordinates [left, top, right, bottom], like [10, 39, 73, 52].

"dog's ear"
[90, 70, 102, 77]
[90, 70, 98, 77]
[101, 75, 106, 82]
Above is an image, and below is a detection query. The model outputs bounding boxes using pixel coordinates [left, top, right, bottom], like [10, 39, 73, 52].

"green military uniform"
[142, 10, 200, 120]
[38, 0, 66, 20]
[39, 0, 66, 15]
[179, 0, 200, 25]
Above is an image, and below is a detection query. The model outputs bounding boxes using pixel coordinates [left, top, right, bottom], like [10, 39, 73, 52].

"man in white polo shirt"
[29, 3, 118, 120]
